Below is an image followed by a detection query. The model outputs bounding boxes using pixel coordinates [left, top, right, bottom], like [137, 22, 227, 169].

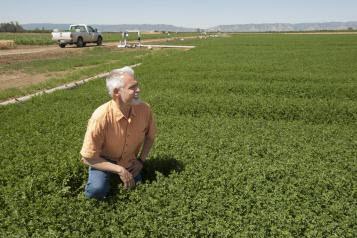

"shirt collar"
[111, 100, 136, 122]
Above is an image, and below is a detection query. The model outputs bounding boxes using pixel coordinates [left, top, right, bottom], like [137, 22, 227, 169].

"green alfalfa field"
[0, 34, 356, 237]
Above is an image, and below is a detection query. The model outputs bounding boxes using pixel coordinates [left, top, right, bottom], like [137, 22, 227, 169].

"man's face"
[119, 74, 140, 104]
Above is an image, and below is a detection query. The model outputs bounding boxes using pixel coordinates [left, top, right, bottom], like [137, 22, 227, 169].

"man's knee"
[85, 182, 109, 199]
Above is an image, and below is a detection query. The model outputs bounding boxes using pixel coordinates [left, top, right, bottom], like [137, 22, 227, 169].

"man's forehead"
[123, 74, 138, 86]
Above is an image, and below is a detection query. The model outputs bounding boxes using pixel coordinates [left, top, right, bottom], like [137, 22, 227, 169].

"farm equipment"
[117, 30, 141, 48]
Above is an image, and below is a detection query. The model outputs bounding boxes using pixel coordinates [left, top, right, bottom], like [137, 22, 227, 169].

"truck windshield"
[69, 26, 86, 32]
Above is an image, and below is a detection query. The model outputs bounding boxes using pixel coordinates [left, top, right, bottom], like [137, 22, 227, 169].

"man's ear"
[113, 88, 120, 97]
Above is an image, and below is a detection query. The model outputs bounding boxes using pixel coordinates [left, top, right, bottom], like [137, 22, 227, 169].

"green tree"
[0, 21, 25, 32]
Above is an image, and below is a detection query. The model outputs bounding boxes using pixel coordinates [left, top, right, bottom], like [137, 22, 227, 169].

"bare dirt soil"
[0, 37, 196, 58]
[0, 42, 119, 64]
[0, 36, 199, 64]
[0, 71, 69, 90]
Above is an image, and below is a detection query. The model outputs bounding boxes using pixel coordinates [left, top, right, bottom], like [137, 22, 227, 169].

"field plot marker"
[0, 63, 142, 106]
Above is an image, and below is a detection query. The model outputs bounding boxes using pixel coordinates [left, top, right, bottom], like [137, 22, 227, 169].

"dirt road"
[0, 36, 201, 65]
[0, 42, 118, 56]
[0, 37, 199, 57]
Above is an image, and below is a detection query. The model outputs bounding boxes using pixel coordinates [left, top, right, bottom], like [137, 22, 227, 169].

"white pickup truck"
[52, 24, 103, 48]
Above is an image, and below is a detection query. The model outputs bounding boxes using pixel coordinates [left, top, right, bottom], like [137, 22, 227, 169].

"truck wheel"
[59, 43, 66, 48]
[76, 37, 84, 48]
[97, 36, 102, 46]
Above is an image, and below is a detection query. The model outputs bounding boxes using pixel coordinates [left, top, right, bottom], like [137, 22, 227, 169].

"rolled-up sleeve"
[146, 109, 157, 140]
[80, 118, 105, 159]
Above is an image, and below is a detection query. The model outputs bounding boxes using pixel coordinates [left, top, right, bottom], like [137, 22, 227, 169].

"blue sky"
[1, 0, 356, 28]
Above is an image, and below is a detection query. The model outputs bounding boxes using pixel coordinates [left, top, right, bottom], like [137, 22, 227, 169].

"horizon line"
[18, 20, 357, 29]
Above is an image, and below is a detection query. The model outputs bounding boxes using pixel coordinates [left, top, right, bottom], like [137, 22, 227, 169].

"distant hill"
[22, 23, 197, 32]
[207, 21, 357, 32]
[22, 21, 357, 33]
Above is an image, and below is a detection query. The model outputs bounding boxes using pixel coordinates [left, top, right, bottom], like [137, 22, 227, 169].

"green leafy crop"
[0, 34, 356, 237]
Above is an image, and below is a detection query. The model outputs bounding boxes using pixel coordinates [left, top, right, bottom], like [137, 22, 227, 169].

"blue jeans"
[84, 160, 142, 200]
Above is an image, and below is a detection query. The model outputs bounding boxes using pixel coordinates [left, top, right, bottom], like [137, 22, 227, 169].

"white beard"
[131, 97, 142, 105]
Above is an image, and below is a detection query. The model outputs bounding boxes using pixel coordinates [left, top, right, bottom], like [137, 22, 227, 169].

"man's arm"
[81, 157, 135, 189]
[81, 157, 122, 173]
[139, 136, 155, 162]
[126, 136, 155, 177]
[127, 106, 156, 177]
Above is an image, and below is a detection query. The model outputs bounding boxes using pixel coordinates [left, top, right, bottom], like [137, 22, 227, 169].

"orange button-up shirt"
[80, 100, 156, 166]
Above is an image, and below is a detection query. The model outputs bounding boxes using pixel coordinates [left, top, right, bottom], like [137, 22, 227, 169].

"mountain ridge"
[22, 21, 357, 32]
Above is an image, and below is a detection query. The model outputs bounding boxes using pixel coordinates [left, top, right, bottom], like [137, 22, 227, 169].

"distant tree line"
[0, 21, 51, 33]
[0, 21, 25, 32]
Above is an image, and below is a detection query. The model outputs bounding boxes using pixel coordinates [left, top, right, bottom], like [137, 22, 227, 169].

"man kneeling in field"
[80, 66, 156, 199]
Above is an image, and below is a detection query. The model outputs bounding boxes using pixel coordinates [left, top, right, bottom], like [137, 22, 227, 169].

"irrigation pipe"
[0, 63, 142, 106]
[141, 45, 195, 49]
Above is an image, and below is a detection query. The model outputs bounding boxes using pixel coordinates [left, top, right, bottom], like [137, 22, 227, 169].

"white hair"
[106, 66, 135, 97]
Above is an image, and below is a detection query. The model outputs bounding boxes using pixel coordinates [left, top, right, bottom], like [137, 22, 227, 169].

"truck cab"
[52, 24, 103, 48]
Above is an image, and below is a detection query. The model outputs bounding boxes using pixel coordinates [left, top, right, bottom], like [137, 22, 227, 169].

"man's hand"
[126, 159, 143, 178]
[118, 167, 135, 189]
